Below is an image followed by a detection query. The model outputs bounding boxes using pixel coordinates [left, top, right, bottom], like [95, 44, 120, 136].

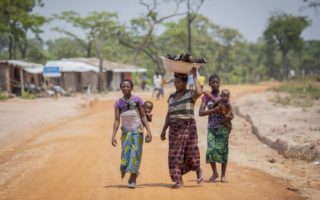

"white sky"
[34, 0, 320, 42]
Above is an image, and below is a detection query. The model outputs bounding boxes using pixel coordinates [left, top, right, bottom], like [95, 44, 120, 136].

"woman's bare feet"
[221, 176, 228, 183]
[171, 182, 184, 189]
[209, 173, 219, 182]
[196, 169, 204, 184]
[120, 167, 126, 180]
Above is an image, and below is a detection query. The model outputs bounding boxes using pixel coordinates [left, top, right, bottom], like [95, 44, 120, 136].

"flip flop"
[197, 169, 204, 184]
[128, 182, 136, 189]
[171, 182, 184, 189]
[221, 177, 228, 183]
[209, 174, 219, 182]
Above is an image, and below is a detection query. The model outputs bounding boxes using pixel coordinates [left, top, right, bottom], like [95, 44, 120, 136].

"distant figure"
[152, 72, 163, 99]
[141, 73, 148, 91]
[198, 75, 206, 90]
[188, 74, 194, 90]
[86, 85, 91, 97]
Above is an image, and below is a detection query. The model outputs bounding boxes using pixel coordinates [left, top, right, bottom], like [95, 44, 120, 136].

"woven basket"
[161, 57, 202, 74]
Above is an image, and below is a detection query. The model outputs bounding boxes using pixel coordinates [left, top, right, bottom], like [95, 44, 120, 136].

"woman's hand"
[145, 132, 152, 143]
[191, 67, 197, 78]
[209, 104, 221, 114]
[111, 136, 117, 147]
[160, 130, 167, 141]
[225, 111, 234, 121]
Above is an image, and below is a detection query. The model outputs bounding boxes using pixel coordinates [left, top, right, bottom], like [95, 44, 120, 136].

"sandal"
[171, 182, 184, 189]
[197, 169, 204, 184]
[128, 182, 136, 189]
[209, 173, 219, 182]
[221, 176, 228, 183]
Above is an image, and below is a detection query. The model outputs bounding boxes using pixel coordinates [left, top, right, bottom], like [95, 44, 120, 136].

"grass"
[21, 91, 37, 100]
[0, 90, 8, 101]
[270, 79, 320, 107]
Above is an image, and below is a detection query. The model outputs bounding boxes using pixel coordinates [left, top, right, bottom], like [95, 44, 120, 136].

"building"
[64, 58, 146, 91]
[0, 60, 44, 95]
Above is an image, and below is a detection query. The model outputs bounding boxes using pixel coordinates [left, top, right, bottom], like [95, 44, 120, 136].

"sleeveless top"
[115, 95, 143, 131]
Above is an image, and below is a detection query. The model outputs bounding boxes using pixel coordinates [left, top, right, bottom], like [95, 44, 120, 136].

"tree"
[0, 0, 46, 59]
[118, 0, 185, 73]
[264, 13, 309, 80]
[185, 0, 205, 54]
[53, 11, 119, 92]
[46, 38, 86, 59]
[53, 11, 119, 58]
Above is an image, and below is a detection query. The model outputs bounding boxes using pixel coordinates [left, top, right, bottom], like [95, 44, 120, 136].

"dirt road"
[0, 83, 304, 200]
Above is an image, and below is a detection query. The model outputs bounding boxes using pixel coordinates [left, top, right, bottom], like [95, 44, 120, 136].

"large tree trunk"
[18, 36, 28, 59]
[9, 35, 14, 59]
[87, 41, 92, 58]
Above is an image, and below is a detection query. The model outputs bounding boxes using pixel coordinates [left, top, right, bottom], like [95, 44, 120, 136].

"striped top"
[167, 89, 195, 119]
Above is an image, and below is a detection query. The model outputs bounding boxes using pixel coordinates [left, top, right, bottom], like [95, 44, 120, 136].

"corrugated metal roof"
[45, 60, 103, 73]
[0, 60, 44, 74]
[65, 57, 146, 73]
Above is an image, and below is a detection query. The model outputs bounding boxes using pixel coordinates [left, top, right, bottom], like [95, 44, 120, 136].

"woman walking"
[161, 68, 204, 188]
[199, 74, 234, 183]
[112, 79, 152, 188]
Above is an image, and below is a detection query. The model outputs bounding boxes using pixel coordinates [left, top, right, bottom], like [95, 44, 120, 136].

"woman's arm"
[192, 68, 202, 101]
[112, 107, 120, 146]
[139, 105, 152, 143]
[199, 100, 221, 116]
[160, 112, 170, 141]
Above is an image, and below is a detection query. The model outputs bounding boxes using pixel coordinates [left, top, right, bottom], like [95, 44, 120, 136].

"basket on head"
[161, 56, 202, 74]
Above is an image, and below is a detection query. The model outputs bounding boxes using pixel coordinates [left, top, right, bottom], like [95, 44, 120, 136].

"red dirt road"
[0, 83, 303, 200]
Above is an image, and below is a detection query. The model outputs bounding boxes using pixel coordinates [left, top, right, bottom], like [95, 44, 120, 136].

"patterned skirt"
[120, 127, 143, 174]
[206, 127, 230, 164]
[168, 118, 201, 183]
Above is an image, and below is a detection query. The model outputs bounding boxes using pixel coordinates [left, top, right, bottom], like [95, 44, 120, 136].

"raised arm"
[192, 68, 202, 101]
[112, 107, 120, 146]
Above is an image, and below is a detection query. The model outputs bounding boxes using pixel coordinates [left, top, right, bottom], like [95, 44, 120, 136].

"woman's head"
[208, 74, 220, 91]
[120, 79, 133, 96]
[174, 73, 188, 91]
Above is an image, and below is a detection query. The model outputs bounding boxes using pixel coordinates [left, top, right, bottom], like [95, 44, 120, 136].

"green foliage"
[0, 2, 319, 86]
[46, 37, 86, 60]
[21, 91, 37, 100]
[53, 11, 119, 58]
[0, 0, 47, 59]
[264, 13, 310, 80]
[0, 90, 9, 101]
[271, 79, 320, 107]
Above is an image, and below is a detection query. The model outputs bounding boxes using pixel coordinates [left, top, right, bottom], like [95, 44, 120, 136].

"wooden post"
[20, 68, 25, 95]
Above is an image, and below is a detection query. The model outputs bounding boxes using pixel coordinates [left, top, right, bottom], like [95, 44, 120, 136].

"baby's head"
[144, 101, 153, 114]
[220, 89, 230, 103]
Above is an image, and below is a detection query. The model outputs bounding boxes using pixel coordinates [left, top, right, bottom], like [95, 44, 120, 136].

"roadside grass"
[270, 79, 320, 107]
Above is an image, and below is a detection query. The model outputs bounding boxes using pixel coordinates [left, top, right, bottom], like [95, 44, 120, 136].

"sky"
[33, 0, 320, 42]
